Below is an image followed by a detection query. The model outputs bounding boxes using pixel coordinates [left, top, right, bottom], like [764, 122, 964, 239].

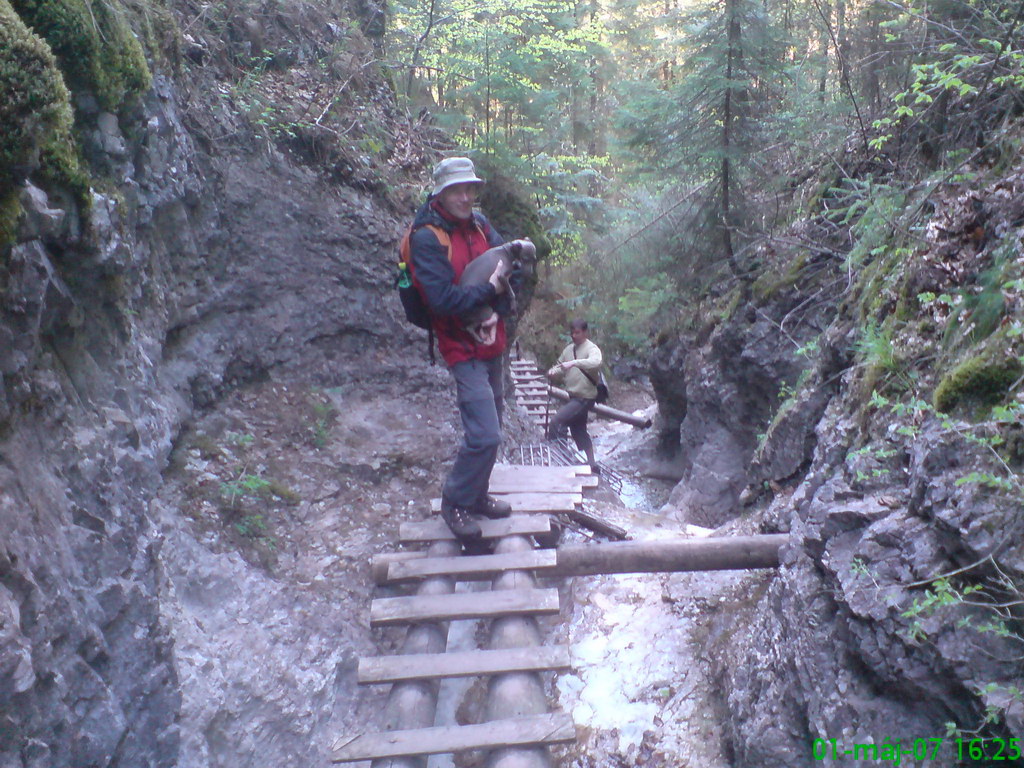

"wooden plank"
[370, 588, 560, 626]
[487, 477, 597, 493]
[491, 465, 592, 482]
[358, 645, 572, 685]
[331, 712, 575, 762]
[387, 548, 558, 582]
[491, 492, 581, 512]
[401, 514, 552, 542]
[427, 492, 581, 514]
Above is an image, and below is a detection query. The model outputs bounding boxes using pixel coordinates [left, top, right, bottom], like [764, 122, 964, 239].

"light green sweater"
[556, 339, 603, 399]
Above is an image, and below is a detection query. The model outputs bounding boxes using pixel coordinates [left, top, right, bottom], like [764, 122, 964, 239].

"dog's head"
[508, 239, 537, 279]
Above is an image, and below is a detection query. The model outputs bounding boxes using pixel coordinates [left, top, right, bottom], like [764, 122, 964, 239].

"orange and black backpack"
[396, 223, 449, 330]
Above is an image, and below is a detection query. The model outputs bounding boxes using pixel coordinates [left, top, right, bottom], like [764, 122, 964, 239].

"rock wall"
[0, 1, 427, 764]
[649, 179, 1024, 763]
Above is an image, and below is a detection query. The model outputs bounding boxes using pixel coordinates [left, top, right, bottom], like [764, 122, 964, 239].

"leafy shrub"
[0, 0, 72, 197]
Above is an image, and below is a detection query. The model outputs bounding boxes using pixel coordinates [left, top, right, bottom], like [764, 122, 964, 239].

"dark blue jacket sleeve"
[410, 227, 496, 317]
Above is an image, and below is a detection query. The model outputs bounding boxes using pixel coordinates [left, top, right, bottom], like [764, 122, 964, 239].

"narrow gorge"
[2, 0, 1022, 765]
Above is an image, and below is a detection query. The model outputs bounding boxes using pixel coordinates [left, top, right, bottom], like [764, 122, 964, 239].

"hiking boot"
[441, 502, 482, 541]
[475, 494, 512, 519]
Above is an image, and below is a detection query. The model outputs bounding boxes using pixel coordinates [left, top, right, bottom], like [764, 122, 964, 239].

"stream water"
[427, 399, 730, 767]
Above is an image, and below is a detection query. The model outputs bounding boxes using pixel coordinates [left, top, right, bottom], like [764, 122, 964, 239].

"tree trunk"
[818, 0, 831, 100]
[721, 0, 742, 282]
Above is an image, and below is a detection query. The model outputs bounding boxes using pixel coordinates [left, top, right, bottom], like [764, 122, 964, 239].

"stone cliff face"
[650, 175, 1024, 763]
[0, 1, 435, 764]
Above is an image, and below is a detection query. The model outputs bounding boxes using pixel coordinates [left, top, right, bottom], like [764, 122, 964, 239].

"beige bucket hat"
[431, 157, 484, 196]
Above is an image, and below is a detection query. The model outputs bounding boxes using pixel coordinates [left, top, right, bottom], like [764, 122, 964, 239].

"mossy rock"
[10, 0, 150, 112]
[120, 0, 180, 73]
[752, 250, 808, 304]
[0, 0, 73, 198]
[933, 351, 1023, 416]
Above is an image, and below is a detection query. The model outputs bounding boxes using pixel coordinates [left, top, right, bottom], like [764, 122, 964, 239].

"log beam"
[371, 535, 788, 586]
[552, 534, 787, 576]
[547, 385, 652, 428]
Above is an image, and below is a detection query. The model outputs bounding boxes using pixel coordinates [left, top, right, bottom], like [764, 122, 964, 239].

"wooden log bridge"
[333, 463, 787, 766]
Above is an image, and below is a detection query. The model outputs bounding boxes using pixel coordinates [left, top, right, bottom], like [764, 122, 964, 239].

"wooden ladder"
[511, 357, 552, 429]
[330, 464, 598, 764]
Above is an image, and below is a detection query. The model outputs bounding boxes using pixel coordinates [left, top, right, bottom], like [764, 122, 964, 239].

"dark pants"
[442, 357, 504, 508]
[548, 397, 595, 464]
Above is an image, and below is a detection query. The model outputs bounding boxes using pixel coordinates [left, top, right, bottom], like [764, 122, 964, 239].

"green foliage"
[10, 0, 150, 112]
[476, 150, 580, 264]
[615, 275, 675, 349]
[220, 473, 272, 506]
[942, 242, 1020, 347]
[391, 0, 610, 153]
[389, 0, 616, 261]
[616, 0, 787, 177]
[901, 576, 983, 643]
[227, 54, 311, 140]
[234, 513, 268, 539]
[855, 320, 898, 372]
[0, 0, 73, 200]
[307, 390, 335, 449]
[826, 179, 908, 271]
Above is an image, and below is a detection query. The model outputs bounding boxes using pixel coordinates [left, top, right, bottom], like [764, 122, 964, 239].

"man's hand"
[488, 260, 507, 294]
[547, 360, 575, 378]
[477, 313, 499, 346]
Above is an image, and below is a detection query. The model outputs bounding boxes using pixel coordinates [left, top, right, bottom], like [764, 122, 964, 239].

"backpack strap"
[400, 224, 451, 273]
[399, 223, 452, 366]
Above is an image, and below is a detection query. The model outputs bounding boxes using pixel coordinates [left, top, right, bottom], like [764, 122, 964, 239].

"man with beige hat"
[404, 157, 516, 543]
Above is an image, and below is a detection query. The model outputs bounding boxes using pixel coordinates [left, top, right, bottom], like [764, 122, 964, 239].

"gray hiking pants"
[442, 357, 504, 508]
[548, 396, 595, 463]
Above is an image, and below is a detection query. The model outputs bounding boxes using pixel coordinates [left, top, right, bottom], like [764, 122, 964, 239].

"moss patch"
[37, 130, 90, 210]
[0, 190, 22, 253]
[0, 0, 73, 198]
[933, 351, 1023, 416]
[10, 0, 150, 112]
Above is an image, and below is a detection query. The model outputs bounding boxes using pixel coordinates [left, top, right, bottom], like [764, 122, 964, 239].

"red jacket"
[408, 200, 508, 366]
